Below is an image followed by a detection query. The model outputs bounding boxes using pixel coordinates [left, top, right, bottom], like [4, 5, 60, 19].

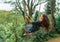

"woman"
[23, 14, 50, 36]
[38, 14, 50, 32]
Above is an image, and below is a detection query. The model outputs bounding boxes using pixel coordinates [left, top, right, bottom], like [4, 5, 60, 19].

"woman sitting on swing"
[23, 14, 50, 36]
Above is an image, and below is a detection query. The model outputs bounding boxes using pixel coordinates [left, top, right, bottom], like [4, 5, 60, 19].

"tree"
[45, 0, 51, 15]
[45, 0, 56, 32]
[4, 0, 47, 23]
[50, 0, 56, 32]
[34, 11, 39, 21]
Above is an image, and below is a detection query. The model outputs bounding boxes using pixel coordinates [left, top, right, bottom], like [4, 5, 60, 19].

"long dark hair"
[40, 14, 50, 31]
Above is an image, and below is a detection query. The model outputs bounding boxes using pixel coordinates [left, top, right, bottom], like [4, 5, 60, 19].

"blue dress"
[24, 24, 33, 32]
[24, 21, 41, 33]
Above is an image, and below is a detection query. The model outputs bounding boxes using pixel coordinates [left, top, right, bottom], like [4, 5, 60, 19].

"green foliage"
[0, 10, 60, 42]
[45, 0, 56, 15]
[34, 11, 39, 21]
[55, 15, 60, 33]
[0, 10, 25, 42]
[45, 1, 51, 15]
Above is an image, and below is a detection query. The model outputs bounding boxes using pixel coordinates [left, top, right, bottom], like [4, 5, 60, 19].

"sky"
[0, 0, 14, 11]
[0, 0, 59, 12]
[0, 0, 46, 12]
[0, 3, 14, 11]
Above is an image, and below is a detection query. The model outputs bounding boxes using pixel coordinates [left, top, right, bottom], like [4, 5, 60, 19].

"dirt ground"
[46, 37, 60, 42]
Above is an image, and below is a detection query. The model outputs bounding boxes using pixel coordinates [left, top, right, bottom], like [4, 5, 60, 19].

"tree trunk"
[28, 5, 33, 17]
[22, 0, 28, 24]
[50, 0, 56, 32]
[29, 8, 32, 17]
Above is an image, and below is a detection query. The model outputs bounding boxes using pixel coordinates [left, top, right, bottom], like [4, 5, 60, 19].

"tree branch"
[33, 1, 47, 10]
[27, 0, 30, 9]
[18, 5, 24, 14]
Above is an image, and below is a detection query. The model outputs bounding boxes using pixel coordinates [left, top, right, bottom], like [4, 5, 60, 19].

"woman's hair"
[40, 14, 50, 31]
